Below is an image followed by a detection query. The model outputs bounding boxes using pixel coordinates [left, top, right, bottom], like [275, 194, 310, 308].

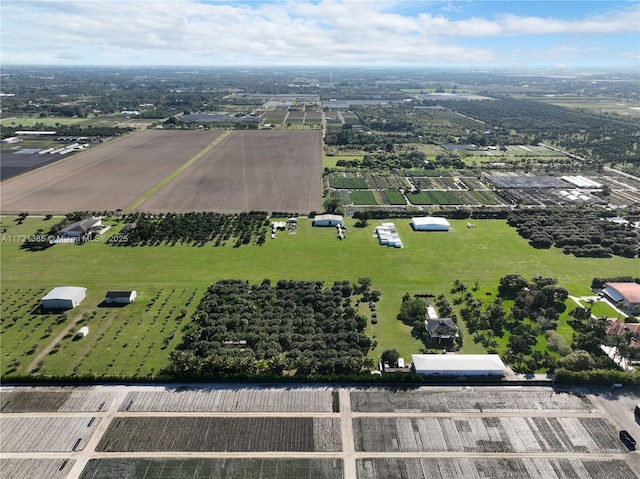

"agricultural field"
[406, 190, 469, 205]
[120, 388, 336, 412]
[1, 285, 201, 377]
[366, 175, 407, 189]
[350, 190, 378, 205]
[0, 416, 100, 452]
[138, 130, 322, 214]
[1, 129, 224, 213]
[357, 458, 637, 479]
[97, 417, 342, 452]
[350, 389, 595, 413]
[353, 416, 625, 453]
[0, 390, 112, 413]
[1, 129, 323, 215]
[2, 384, 639, 479]
[380, 189, 406, 205]
[2, 214, 639, 366]
[80, 459, 343, 479]
[328, 176, 369, 189]
[0, 459, 75, 479]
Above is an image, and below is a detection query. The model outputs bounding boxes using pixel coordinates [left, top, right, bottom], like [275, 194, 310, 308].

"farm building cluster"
[40, 287, 136, 310]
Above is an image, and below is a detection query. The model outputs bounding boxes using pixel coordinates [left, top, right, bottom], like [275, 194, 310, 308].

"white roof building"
[312, 214, 343, 227]
[411, 217, 450, 231]
[41, 286, 86, 310]
[412, 354, 506, 377]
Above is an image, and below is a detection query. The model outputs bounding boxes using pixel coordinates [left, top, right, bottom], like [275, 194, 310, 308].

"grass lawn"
[323, 153, 364, 168]
[579, 299, 624, 319]
[1, 215, 638, 377]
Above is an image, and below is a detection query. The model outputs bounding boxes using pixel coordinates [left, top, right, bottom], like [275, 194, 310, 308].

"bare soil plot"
[138, 130, 322, 214]
[0, 130, 224, 213]
[97, 417, 341, 452]
[0, 416, 100, 452]
[120, 388, 335, 412]
[0, 459, 75, 479]
[1, 390, 111, 413]
[351, 389, 595, 414]
[353, 416, 625, 454]
[80, 458, 344, 479]
[357, 458, 637, 479]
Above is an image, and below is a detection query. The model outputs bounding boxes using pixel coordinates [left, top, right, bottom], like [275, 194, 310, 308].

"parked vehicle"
[620, 430, 636, 450]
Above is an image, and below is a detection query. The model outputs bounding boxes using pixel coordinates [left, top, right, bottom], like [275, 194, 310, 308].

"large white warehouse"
[411, 217, 450, 231]
[412, 354, 506, 377]
[41, 286, 86, 310]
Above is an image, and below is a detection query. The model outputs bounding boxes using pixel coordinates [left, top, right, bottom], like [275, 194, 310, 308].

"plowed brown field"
[138, 130, 322, 213]
[0, 130, 223, 214]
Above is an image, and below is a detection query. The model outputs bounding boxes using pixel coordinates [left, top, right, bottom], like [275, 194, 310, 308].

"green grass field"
[0, 116, 86, 127]
[1, 215, 638, 377]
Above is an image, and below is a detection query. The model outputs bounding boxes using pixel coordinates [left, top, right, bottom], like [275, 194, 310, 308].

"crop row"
[366, 175, 406, 189]
[350, 390, 596, 413]
[356, 458, 636, 479]
[119, 388, 335, 413]
[80, 458, 343, 479]
[350, 190, 378, 205]
[97, 417, 341, 452]
[0, 459, 75, 479]
[353, 416, 624, 453]
[329, 176, 369, 189]
[0, 416, 100, 452]
[1, 390, 111, 413]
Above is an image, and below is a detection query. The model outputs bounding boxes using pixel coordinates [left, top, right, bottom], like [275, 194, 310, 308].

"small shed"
[77, 326, 89, 338]
[41, 286, 86, 310]
[411, 217, 450, 231]
[105, 290, 137, 304]
[312, 214, 344, 227]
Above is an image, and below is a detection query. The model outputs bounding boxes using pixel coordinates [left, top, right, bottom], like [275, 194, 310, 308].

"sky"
[1, 0, 639, 70]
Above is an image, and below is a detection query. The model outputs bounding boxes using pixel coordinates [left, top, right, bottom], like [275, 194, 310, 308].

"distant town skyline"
[1, 0, 638, 70]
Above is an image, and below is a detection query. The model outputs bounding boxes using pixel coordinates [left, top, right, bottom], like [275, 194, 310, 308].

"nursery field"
[97, 417, 342, 452]
[0, 459, 76, 479]
[120, 388, 337, 412]
[353, 416, 625, 453]
[350, 389, 595, 414]
[357, 458, 636, 479]
[80, 458, 343, 479]
[2, 385, 639, 479]
[0, 416, 100, 452]
[0, 390, 111, 413]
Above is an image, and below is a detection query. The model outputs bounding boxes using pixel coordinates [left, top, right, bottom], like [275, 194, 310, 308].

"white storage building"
[312, 214, 343, 227]
[411, 354, 506, 377]
[411, 217, 450, 231]
[41, 286, 86, 310]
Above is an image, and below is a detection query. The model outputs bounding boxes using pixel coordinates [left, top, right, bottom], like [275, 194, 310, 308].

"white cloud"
[1, 0, 637, 66]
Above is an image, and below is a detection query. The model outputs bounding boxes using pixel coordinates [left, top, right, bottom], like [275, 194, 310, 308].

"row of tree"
[112, 212, 269, 247]
[507, 208, 639, 258]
